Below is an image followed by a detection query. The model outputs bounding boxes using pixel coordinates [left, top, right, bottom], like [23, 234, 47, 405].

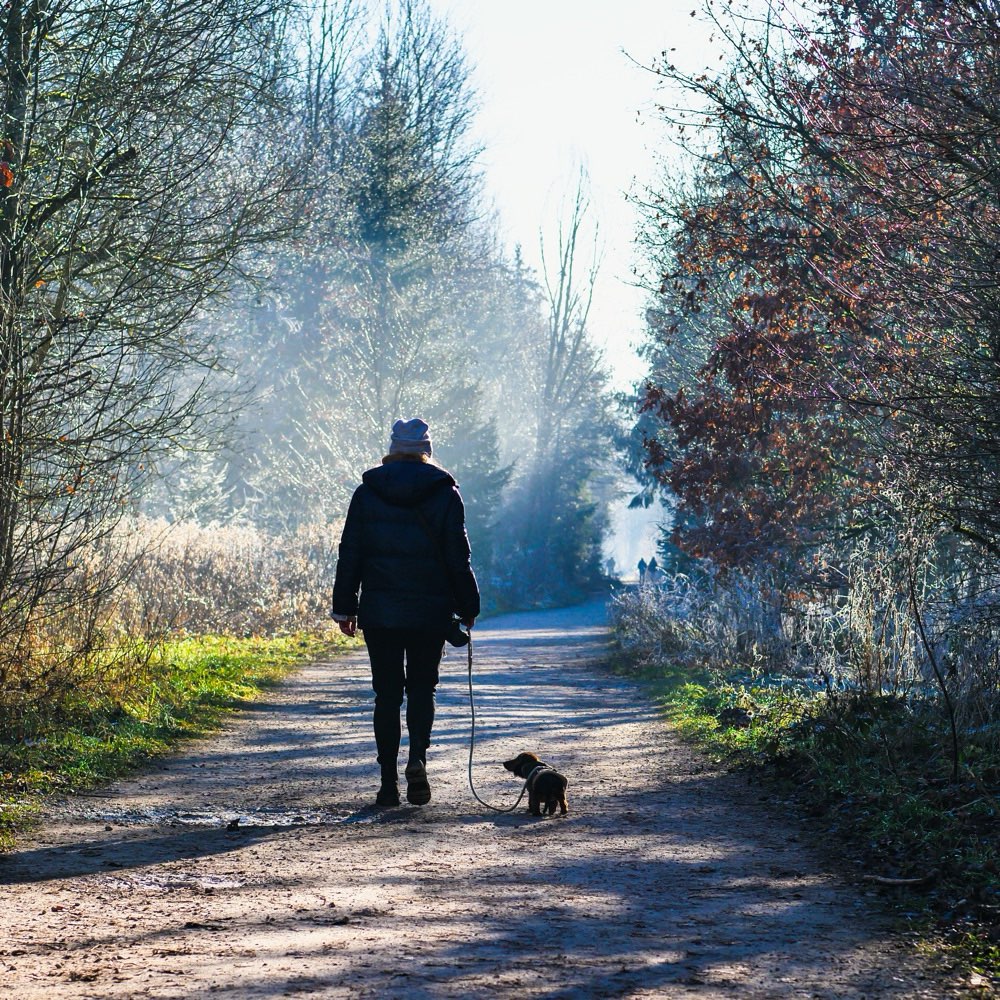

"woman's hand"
[337, 617, 358, 637]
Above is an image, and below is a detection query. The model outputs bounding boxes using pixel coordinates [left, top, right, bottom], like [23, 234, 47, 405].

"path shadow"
[0, 597, 936, 999]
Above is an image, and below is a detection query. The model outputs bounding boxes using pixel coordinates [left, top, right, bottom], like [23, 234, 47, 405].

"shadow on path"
[0, 596, 945, 999]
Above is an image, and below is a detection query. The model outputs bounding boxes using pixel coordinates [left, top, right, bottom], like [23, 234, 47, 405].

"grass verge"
[618, 655, 1000, 988]
[0, 632, 349, 850]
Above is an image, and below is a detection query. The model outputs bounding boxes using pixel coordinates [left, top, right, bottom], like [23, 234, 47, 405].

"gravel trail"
[0, 600, 954, 998]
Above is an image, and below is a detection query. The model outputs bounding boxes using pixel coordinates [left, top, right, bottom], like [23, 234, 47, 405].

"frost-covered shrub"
[783, 540, 921, 698]
[612, 541, 1000, 746]
[610, 571, 788, 674]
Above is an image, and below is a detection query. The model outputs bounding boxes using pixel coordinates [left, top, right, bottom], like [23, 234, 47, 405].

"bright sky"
[428, 0, 717, 390]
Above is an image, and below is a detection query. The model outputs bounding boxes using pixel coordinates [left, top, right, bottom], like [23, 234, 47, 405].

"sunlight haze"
[428, 1, 716, 389]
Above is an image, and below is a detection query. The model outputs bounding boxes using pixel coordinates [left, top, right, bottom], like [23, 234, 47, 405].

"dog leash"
[465, 630, 535, 814]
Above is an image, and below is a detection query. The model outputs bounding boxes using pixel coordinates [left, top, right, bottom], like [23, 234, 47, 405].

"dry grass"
[115, 517, 340, 636]
[0, 516, 341, 737]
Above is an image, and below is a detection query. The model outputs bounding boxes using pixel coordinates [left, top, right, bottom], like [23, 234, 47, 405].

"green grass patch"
[0, 632, 349, 850]
[619, 655, 1000, 984]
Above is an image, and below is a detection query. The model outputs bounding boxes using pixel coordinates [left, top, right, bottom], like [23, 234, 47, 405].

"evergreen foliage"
[205, 1, 616, 607]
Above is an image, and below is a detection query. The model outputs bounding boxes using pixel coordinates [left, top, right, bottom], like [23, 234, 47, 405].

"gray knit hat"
[389, 417, 432, 456]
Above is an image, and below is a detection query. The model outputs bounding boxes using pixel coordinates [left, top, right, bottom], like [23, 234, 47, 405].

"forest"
[0, 0, 616, 739]
[617, 0, 1000, 964]
[2, 0, 999, 980]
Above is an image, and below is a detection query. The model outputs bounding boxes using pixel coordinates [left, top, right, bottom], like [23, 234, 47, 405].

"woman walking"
[331, 418, 480, 807]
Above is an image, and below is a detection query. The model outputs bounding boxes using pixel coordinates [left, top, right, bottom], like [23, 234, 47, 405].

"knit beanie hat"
[389, 417, 432, 456]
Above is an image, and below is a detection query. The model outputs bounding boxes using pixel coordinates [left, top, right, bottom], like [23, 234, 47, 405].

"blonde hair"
[381, 452, 430, 465]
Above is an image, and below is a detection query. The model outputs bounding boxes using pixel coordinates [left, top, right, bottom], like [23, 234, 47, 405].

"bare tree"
[303, 0, 367, 153]
[536, 174, 606, 462]
[492, 174, 617, 604]
[0, 0, 299, 690]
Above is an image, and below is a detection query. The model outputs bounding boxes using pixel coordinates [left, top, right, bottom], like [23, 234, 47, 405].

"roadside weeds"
[0, 632, 351, 850]
[611, 650, 1000, 993]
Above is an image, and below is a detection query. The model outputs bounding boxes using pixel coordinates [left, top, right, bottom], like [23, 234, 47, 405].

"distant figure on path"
[647, 555, 660, 586]
[637, 557, 647, 585]
[331, 418, 480, 808]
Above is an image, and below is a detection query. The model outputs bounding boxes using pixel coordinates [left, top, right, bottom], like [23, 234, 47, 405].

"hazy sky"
[427, 1, 716, 389]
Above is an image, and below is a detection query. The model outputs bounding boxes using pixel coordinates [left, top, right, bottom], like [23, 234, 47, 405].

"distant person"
[637, 557, 647, 585]
[331, 418, 480, 808]
[647, 555, 661, 586]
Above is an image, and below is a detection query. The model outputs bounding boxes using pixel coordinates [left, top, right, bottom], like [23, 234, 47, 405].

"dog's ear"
[503, 752, 544, 776]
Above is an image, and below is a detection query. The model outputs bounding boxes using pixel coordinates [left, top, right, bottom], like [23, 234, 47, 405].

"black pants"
[364, 627, 445, 781]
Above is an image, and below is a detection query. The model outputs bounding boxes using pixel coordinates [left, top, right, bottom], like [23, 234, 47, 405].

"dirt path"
[0, 600, 955, 998]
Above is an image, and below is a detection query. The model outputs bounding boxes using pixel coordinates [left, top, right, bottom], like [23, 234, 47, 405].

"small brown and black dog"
[503, 752, 569, 816]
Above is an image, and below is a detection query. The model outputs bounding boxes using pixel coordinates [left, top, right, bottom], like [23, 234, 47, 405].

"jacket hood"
[362, 461, 456, 507]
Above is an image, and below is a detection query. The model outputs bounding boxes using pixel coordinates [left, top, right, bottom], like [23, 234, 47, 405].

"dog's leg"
[528, 789, 541, 816]
[559, 794, 568, 814]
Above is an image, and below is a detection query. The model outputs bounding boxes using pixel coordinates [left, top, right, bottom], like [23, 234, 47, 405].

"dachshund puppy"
[503, 752, 569, 816]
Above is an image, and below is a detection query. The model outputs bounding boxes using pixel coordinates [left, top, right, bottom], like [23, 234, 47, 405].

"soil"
[0, 599, 966, 998]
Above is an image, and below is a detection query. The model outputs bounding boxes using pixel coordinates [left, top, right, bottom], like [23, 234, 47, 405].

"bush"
[609, 571, 788, 675]
[0, 516, 340, 738]
[612, 537, 1000, 749]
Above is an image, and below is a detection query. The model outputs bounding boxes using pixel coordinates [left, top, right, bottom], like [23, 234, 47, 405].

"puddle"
[101, 871, 251, 892]
[73, 806, 357, 828]
[62, 802, 424, 829]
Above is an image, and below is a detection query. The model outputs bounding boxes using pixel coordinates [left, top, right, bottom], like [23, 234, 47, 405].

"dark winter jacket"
[331, 459, 480, 631]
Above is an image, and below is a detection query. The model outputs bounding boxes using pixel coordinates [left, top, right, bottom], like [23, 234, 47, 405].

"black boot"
[405, 759, 431, 805]
[374, 758, 400, 807]
[375, 780, 400, 807]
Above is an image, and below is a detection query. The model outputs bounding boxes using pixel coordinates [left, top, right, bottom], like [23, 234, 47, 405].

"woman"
[331, 418, 480, 807]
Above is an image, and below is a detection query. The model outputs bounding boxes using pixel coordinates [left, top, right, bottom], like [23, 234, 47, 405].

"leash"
[464, 630, 534, 813]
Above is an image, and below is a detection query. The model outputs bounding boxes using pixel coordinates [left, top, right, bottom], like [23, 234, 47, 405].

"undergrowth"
[0, 632, 347, 850]
[617, 654, 1000, 986]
